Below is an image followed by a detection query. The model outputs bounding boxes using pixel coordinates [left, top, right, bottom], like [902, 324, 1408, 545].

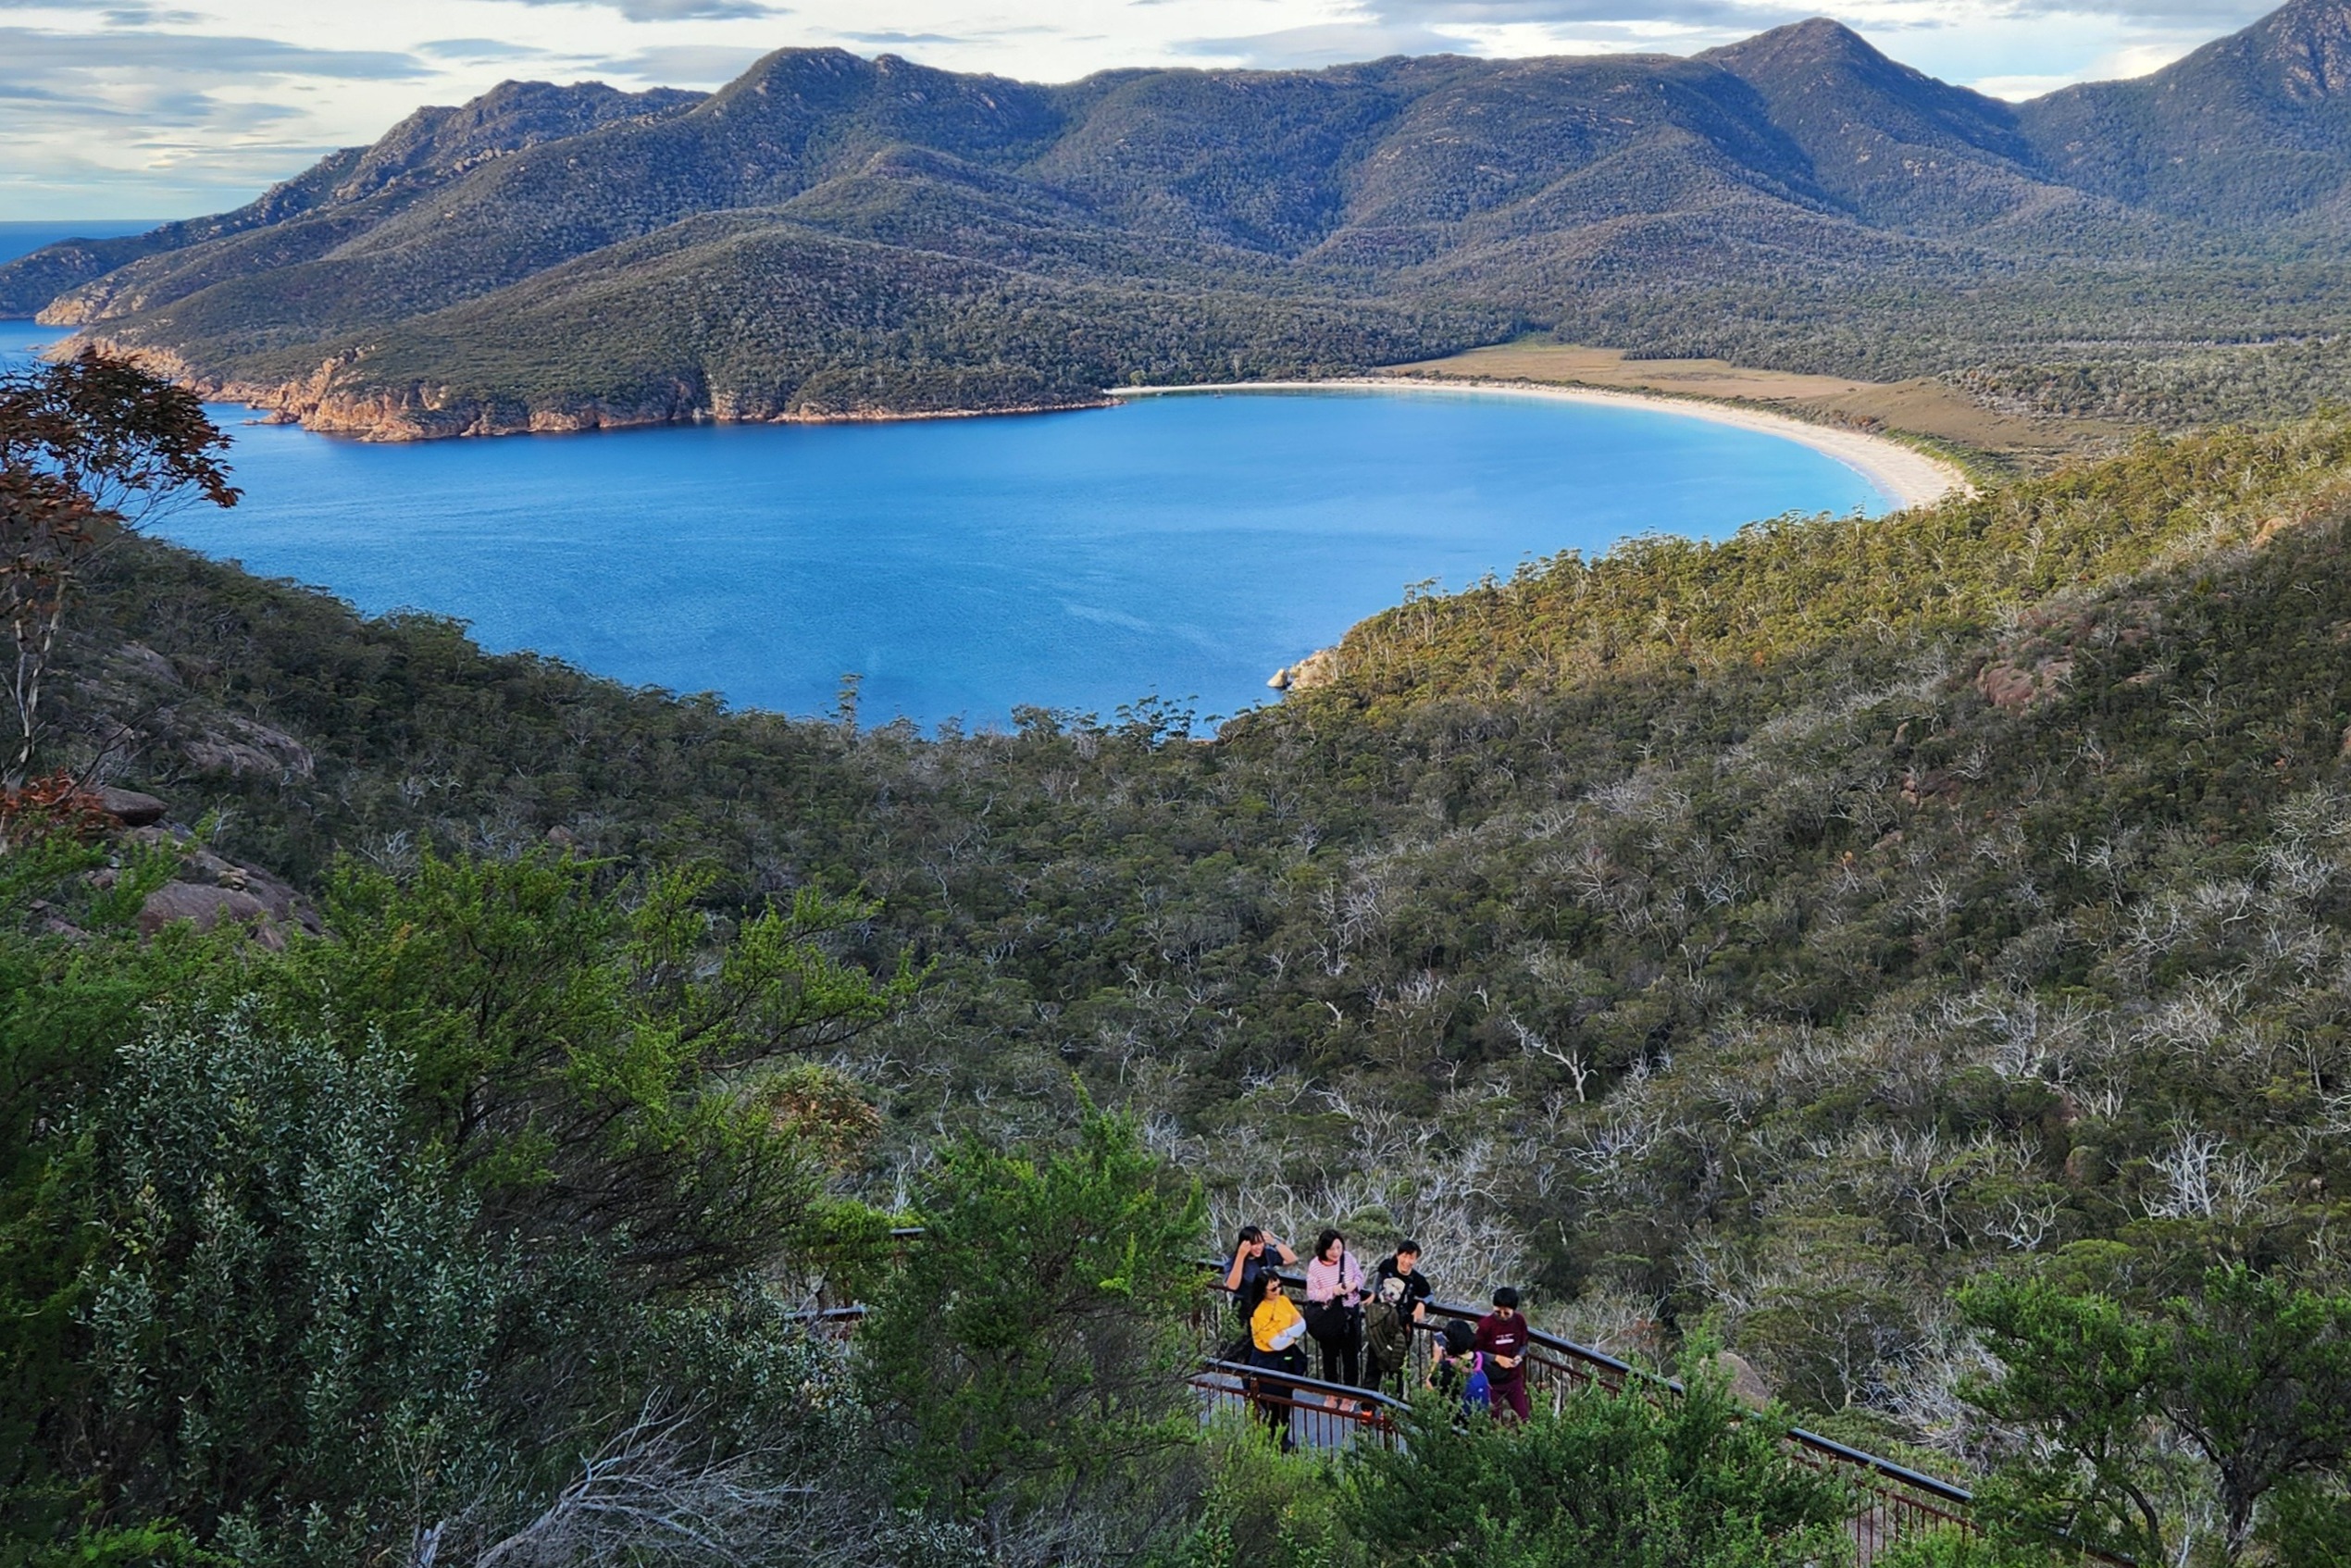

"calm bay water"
[1, 316, 1886, 727]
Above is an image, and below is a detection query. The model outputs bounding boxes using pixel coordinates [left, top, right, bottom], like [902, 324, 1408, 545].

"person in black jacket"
[1374, 1239, 1433, 1325]
[1362, 1273, 1415, 1397]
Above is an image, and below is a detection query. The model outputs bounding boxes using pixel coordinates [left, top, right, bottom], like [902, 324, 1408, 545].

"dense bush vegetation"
[0, 846, 926, 1566]
[18, 364, 2351, 1556]
[1336, 1371, 1851, 1568]
[861, 1102, 1206, 1550]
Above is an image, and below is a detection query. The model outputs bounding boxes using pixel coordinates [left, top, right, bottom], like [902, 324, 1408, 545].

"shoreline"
[1109, 378, 1974, 514]
[6, 319, 1968, 507]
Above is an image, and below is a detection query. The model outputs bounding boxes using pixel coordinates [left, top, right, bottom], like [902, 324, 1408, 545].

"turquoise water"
[1, 317, 1885, 727]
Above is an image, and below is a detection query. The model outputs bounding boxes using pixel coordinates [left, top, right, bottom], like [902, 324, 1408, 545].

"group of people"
[1223, 1226, 1534, 1449]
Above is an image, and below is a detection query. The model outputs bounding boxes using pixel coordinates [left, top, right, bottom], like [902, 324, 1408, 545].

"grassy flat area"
[1388, 342, 2128, 472]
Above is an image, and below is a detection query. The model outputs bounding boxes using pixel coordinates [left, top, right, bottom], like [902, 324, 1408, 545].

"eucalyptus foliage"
[862, 1101, 1206, 1551]
[1337, 1375, 1851, 1568]
[85, 1013, 509, 1559]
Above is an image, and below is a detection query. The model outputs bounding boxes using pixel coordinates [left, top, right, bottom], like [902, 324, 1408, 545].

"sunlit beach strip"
[1110, 378, 1972, 514]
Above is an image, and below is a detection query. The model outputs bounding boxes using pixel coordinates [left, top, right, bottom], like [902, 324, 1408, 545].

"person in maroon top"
[1474, 1285, 1533, 1423]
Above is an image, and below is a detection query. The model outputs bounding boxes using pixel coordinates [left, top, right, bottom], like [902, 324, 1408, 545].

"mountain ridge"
[2020, 0, 2351, 225]
[12, 5, 2351, 438]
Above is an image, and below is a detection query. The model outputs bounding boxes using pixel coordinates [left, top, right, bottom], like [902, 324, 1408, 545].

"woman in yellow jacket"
[1245, 1272, 1310, 1451]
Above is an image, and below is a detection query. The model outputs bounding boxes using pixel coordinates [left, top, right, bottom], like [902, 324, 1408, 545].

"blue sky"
[0, 0, 2285, 219]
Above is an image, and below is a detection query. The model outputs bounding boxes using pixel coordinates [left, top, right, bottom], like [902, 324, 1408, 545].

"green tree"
[81, 1011, 511, 1562]
[1337, 1372, 1852, 1568]
[1, 803, 192, 1553]
[286, 848, 913, 1288]
[2166, 1265, 2351, 1558]
[2259, 1481, 2351, 1568]
[1960, 1258, 2351, 1563]
[0, 351, 235, 784]
[5, 844, 917, 1562]
[860, 1099, 1206, 1549]
[1957, 1272, 2172, 1562]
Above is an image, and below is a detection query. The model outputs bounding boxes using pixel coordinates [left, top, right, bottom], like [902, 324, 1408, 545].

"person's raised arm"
[1225, 1243, 1249, 1293]
[1272, 1238, 1297, 1265]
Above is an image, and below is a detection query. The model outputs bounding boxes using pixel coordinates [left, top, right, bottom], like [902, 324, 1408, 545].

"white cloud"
[418, 36, 558, 59]
[595, 41, 773, 80]
[1971, 71, 2084, 97]
[491, 0, 785, 18]
[1178, 20, 1474, 67]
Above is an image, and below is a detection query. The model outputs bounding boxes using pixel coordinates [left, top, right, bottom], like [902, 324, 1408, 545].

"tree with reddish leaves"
[0, 349, 237, 788]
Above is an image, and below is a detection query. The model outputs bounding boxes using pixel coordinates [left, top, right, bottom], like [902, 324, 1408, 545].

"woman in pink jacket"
[1302, 1228, 1367, 1390]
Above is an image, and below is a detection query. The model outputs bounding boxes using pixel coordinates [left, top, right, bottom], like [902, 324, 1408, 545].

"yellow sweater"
[1251, 1293, 1304, 1353]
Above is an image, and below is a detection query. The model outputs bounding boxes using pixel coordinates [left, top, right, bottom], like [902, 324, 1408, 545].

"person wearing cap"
[1474, 1286, 1533, 1423]
[1427, 1317, 1487, 1414]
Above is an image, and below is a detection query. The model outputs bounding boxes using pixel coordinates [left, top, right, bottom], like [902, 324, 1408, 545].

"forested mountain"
[2020, 0, 2351, 230]
[1695, 20, 2079, 236]
[9, 4, 2351, 436]
[0, 80, 702, 321]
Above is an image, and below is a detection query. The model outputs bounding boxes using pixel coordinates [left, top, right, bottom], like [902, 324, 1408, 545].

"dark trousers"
[1490, 1373, 1531, 1423]
[1313, 1313, 1362, 1388]
[1247, 1347, 1305, 1450]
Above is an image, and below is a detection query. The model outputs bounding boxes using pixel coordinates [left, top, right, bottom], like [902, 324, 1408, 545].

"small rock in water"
[1267, 667, 1292, 691]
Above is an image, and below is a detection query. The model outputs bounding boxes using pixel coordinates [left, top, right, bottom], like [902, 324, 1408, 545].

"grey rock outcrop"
[138, 881, 283, 949]
[97, 787, 168, 827]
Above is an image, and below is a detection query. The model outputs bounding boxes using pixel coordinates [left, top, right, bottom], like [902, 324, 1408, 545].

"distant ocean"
[0, 220, 160, 266]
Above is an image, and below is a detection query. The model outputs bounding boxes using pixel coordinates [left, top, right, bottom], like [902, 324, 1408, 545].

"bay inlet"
[2, 317, 1890, 729]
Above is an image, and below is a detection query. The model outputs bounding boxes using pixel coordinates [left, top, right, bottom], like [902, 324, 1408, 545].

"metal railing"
[1192, 1359, 1409, 1453]
[821, 1238, 2121, 1565]
[1403, 1290, 1987, 1566]
[1204, 1264, 2125, 1566]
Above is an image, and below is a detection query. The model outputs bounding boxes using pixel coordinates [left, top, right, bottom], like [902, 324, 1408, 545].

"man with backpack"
[1362, 1273, 1416, 1397]
[1474, 1286, 1533, 1423]
[1374, 1240, 1433, 1326]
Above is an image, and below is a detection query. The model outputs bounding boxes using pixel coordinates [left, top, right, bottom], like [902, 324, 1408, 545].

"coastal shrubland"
[0, 847, 921, 1566]
[1316, 416, 2351, 710]
[16, 358, 2351, 1556]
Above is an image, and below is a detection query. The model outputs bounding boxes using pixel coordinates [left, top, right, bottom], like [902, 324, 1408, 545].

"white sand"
[1107, 378, 1973, 514]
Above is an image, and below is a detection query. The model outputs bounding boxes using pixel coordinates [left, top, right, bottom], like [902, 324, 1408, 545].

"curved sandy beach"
[1108, 377, 1972, 514]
